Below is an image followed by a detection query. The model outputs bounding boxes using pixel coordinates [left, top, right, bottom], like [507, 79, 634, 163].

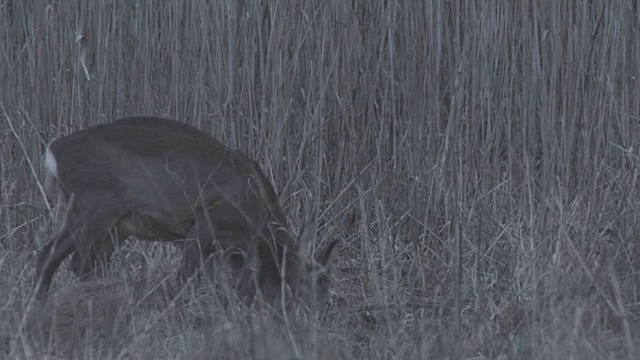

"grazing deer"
[35, 117, 338, 310]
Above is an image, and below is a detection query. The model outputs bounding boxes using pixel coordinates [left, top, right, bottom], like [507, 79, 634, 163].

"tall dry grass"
[2, 1, 640, 359]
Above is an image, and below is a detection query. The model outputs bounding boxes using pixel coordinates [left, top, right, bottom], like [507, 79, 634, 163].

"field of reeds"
[2, 1, 640, 359]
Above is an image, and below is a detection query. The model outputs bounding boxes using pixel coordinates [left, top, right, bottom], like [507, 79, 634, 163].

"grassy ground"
[2, 1, 640, 359]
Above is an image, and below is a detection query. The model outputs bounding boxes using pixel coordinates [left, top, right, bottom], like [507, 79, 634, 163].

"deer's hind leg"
[68, 198, 127, 280]
[34, 213, 81, 299]
[70, 227, 129, 279]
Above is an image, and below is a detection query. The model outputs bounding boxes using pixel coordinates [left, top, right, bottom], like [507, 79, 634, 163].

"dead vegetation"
[2, 1, 640, 359]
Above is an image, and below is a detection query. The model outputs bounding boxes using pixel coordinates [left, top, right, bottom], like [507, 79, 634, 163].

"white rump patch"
[44, 146, 58, 178]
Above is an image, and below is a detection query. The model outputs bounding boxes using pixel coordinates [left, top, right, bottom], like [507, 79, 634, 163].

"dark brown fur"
[36, 117, 337, 308]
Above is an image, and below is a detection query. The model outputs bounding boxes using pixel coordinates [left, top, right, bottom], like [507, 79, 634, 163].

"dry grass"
[2, 1, 640, 359]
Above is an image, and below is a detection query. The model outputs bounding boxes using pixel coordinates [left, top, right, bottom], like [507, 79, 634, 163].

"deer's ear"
[298, 219, 318, 255]
[297, 192, 318, 257]
[315, 239, 339, 271]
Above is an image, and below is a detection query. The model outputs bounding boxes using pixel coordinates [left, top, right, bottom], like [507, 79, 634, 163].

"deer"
[35, 116, 338, 311]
